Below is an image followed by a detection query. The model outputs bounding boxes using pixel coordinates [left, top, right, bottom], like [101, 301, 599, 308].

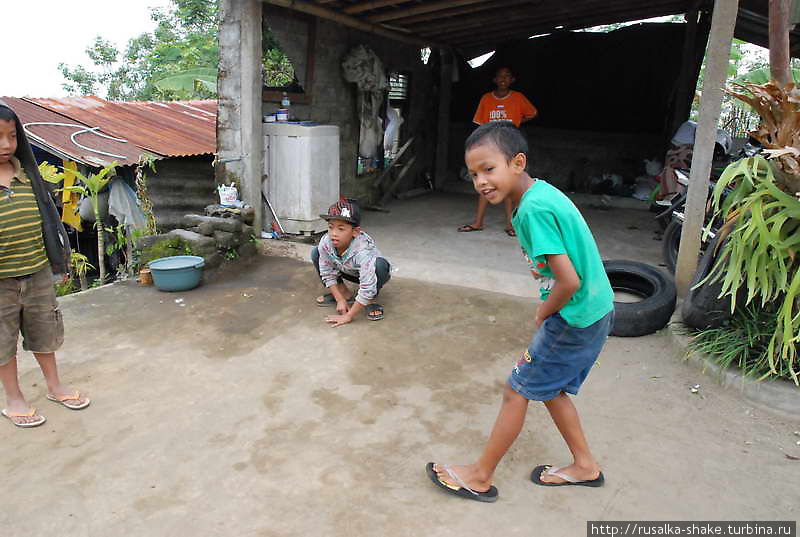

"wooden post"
[675, 0, 740, 296]
[434, 48, 453, 190]
[241, 0, 263, 234]
[668, 8, 699, 138]
[770, 0, 792, 86]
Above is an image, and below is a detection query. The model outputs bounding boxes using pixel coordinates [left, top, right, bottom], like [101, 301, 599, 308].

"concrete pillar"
[434, 48, 453, 189]
[240, 0, 264, 234]
[675, 0, 740, 296]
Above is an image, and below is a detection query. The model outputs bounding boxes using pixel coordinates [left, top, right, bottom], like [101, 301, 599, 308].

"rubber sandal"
[457, 224, 483, 232]
[2, 408, 47, 428]
[366, 303, 384, 321]
[504, 227, 517, 237]
[426, 463, 498, 503]
[46, 391, 91, 410]
[530, 464, 604, 487]
[316, 293, 355, 307]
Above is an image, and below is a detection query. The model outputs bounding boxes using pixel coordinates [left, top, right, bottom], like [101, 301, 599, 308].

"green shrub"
[687, 305, 797, 382]
[139, 237, 194, 266]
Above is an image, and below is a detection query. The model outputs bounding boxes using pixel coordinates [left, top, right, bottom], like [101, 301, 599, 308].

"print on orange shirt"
[473, 90, 538, 127]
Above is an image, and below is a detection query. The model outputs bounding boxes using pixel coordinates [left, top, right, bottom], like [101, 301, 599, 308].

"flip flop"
[316, 294, 355, 307]
[457, 224, 483, 232]
[426, 463, 498, 503]
[504, 227, 517, 237]
[2, 408, 47, 428]
[46, 391, 91, 410]
[530, 464, 604, 487]
[366, 303, 384, 321]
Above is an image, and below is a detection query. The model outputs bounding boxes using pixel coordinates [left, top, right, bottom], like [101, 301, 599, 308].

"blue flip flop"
[530, 464, 604, 487]
[426, 463, 498, 503]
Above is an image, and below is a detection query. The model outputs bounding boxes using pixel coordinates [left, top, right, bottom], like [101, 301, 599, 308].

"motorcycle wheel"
[662, 220, 681, 274]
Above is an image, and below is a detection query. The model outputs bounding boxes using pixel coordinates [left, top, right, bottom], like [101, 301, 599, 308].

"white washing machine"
[263, 122, 340, 234]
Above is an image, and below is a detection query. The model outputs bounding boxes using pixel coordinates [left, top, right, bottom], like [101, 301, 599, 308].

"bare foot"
[539, 462, 601, 484]
[433, 463, 493, 493]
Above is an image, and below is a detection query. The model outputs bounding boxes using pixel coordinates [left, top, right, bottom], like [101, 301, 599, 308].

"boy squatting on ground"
[0, 102, 90, 428]
[311, 199, 391, 327]
[428, 122, 614, 502]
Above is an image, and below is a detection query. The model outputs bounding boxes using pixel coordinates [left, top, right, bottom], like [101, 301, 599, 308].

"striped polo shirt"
[0, 157, 48, 278]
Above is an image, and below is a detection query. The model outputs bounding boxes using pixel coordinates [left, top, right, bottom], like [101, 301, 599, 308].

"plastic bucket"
[148, 256, 205, 292]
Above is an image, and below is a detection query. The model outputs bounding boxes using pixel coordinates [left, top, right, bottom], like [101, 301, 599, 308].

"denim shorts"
[508, 309, 614, 402]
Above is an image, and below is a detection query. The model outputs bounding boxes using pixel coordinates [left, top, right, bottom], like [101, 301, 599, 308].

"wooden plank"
[398, 0, 533, 26]
[345, 0, 417, 15]
[261, 0, 440, 47]
[434, 49, 453, 190]
[675, 0, 740, 296]
[367, 0, 494, 23]
[373, 137, 414, 189]
[380, 155, 417, 206]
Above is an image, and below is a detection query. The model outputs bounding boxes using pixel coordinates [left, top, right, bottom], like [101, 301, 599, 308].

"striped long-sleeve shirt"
[0, 157, 48, 278]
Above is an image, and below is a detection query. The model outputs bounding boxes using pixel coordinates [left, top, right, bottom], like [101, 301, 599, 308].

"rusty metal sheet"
[2, 97, 145, 167]
[28, 96, 217, 159]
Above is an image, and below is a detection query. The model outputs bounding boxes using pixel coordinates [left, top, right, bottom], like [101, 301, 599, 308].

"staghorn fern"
[701, 80, 800, 385]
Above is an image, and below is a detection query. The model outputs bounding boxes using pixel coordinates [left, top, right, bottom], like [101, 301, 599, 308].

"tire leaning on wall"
[603, 260, 677, 337]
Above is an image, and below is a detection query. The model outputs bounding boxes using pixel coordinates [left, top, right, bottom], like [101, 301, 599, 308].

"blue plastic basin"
[148, 256, 205, 292]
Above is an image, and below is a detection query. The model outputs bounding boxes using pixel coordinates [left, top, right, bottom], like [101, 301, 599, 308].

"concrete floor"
[2, 256, 798, 536]
[363, 190, 666, 298]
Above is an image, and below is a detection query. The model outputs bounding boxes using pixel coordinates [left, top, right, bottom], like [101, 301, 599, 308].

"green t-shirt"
[512, 179, 614, 328]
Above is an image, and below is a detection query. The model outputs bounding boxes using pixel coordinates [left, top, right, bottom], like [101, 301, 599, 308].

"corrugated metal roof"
[26, 96, 217, 159]
[2, 96, 146, 167]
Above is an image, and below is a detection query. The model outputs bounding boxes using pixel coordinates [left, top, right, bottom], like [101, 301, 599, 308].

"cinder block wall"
[148, 156, 217, 231]
[262, 8, 436, 203]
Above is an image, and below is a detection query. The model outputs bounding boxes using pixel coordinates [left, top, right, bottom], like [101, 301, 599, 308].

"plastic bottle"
[280, 92, 291, 121]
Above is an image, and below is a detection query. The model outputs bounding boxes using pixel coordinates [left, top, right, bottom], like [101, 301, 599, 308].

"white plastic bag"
[218, 183, 239, 207]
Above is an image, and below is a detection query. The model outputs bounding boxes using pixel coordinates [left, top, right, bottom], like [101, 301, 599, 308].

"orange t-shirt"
[472, 90, 538, 127]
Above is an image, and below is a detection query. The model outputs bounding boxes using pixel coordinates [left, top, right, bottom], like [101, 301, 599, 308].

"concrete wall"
[148, 156, 216, 231]
[262, 7, 437, 203]
[217, 0, 244, 187]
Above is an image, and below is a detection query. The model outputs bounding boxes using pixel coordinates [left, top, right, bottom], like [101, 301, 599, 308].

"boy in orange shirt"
[458, 67, 537, 236]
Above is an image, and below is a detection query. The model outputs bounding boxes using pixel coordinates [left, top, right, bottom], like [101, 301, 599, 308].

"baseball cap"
[320, 199, 361, 226]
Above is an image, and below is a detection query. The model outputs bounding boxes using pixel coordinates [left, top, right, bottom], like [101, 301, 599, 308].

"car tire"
[604, 260, 677, 337]
[662, 220, 681, 274]
[681, 233, 737, 330]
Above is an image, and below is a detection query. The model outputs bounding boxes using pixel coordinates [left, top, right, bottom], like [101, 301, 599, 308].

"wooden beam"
[260, 0, 439, 47]
[675, 0, 740, 296]
[668, 8, 701, 139]
[345, 0, 416, 15]
[367, 0, 494, 23]
[448, 3, 689, 47]
[397, 0, 535, 26]
[434, 49, 454, 190]
[769, 0, 792, 85]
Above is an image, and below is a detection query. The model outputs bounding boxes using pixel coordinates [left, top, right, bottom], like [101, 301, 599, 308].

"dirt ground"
[2, 256, 798, 537]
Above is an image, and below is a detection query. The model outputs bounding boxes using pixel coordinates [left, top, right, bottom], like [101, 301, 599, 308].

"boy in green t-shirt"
[427, 122, 614, 502]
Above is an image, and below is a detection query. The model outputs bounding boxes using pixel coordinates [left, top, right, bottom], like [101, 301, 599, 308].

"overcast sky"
[1, 0, 172, 98]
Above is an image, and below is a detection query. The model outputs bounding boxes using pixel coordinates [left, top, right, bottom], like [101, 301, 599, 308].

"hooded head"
[0, 100, 71, 273]
[0, 100, 45, 185]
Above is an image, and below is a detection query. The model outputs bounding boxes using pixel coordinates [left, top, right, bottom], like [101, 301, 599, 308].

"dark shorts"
[0, 266, 64, 366]
[508, 310, 614, 402]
